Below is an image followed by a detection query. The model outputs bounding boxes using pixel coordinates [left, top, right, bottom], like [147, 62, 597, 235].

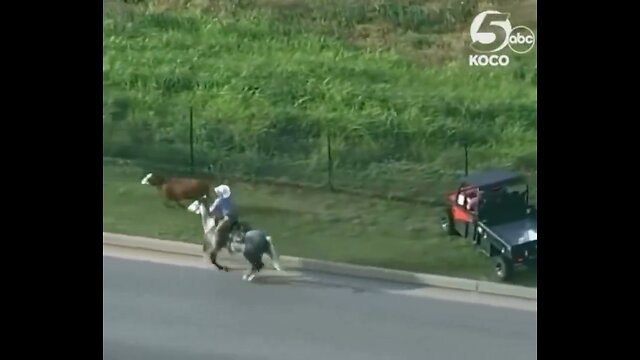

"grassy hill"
[103, 0, 536, 195]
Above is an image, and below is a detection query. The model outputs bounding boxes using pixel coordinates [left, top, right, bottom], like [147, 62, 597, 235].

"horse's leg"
[243, 263, 259, 281]
[242, 258, 254, 280]
[265, 236, 282, 271]
[209, 243, 229, 272]
[209, 248, 226, 271]
[266, 251, 282, 271]
[202, 229, 226, 271]
[243, 269, 256, 281]
[242, 250, 260, 281]
[248, 261, 265, 281]
[208, 217, 232, 271]
[203, 236, 211, 253]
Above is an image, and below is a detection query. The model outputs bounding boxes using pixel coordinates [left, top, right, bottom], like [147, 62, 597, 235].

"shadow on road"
[248, 271, 423, 295]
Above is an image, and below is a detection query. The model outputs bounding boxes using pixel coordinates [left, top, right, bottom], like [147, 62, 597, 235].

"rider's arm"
[209, 198, 221, 214]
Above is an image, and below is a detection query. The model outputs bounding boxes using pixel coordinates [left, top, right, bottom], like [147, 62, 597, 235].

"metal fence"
[103, 105, 536, 204]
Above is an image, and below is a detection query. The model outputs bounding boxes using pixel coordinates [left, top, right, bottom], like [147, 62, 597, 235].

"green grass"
[103, 163, 536, 286]
[103, 0, 537, 195]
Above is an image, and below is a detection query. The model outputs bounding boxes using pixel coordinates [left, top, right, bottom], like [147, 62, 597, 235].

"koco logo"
[469, 10, 535, 67]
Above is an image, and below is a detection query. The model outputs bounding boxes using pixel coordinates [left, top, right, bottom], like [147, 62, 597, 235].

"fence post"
[464, 143, 469, 176]
[189, 106, 194, 174]
[326, 132, 334, 191]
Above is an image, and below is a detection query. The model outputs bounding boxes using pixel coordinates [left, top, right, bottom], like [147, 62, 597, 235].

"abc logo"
[509, 32, 534, 45]
[508, 26, 535, 54]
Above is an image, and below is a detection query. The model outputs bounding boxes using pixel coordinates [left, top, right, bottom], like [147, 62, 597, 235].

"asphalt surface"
[103, 256, 537, 360]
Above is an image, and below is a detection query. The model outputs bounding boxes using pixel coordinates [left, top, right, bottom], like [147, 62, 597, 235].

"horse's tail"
[265, 236, 282, 271]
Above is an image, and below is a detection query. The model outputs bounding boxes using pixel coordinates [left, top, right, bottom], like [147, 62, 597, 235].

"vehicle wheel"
[493, 256, 514, 281]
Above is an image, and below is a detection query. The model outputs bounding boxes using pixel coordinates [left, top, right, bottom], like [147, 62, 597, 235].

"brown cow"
[140, 172, 214, 209]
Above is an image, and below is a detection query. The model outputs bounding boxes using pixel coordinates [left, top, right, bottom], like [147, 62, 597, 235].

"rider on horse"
[210, 184, 238, 244]
[196, 184, 281, 280]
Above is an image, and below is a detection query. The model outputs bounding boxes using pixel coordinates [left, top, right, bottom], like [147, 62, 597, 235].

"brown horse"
[140, 172, 213, 208]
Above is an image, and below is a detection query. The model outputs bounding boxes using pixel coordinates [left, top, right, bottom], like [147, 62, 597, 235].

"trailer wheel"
[493, 256, 513, 281]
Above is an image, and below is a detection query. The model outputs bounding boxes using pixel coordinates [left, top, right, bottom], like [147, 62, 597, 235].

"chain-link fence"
[103, 104, 536, 203]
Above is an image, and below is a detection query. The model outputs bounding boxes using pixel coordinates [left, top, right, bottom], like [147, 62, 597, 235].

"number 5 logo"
[470, 11, 512, 53]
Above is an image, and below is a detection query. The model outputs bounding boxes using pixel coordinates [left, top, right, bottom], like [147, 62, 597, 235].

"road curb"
[103, 232, 537, 301]
[476, 281, 538, 299]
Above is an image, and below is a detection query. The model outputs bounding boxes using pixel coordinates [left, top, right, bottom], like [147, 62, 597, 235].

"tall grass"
[103, 0, 537, 196]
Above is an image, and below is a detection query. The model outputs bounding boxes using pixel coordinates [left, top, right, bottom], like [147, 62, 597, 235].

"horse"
[197, 199, 234, 272]
[229, 227, 283, 281]
[140, 172, 214, 209]
[191, 198, 281, 280]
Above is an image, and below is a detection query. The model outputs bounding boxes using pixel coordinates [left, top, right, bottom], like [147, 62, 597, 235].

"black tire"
[493, 256, 514, 281]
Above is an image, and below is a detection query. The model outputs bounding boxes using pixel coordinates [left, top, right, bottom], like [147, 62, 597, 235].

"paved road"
[103, 256, 537, 360]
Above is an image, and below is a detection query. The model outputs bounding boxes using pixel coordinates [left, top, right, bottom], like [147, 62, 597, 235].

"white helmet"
[214, 184, 231, 199]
